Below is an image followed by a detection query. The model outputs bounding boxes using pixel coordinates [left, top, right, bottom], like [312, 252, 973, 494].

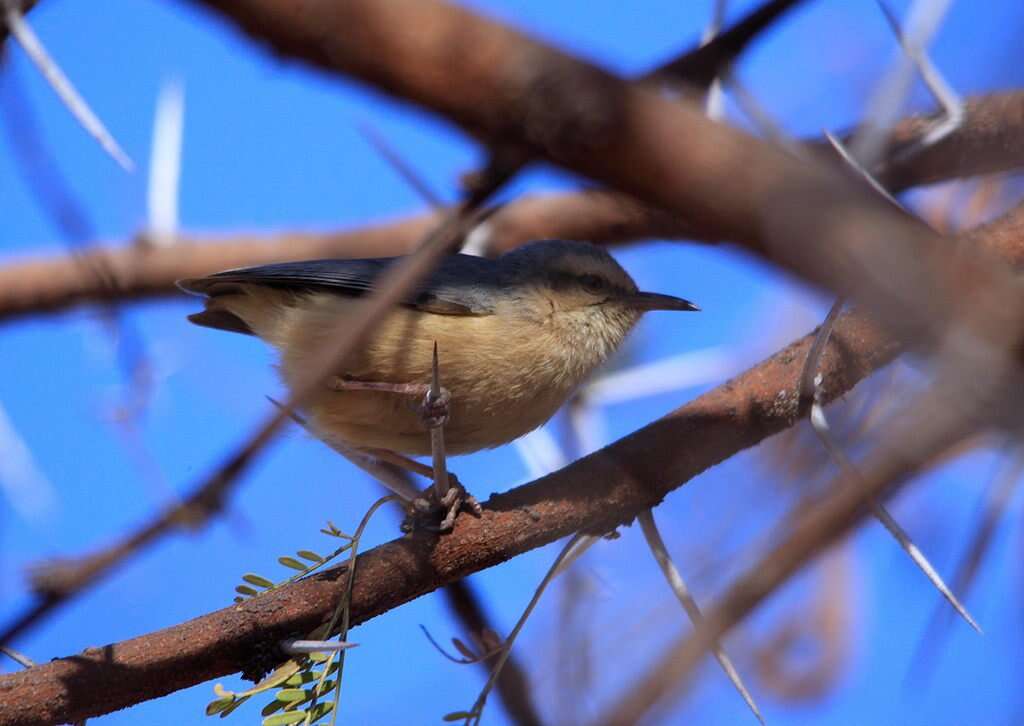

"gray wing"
[177, 255, 502, 316]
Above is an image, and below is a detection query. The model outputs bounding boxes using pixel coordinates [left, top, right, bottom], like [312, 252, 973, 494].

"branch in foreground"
[1, 91, 1022, 323]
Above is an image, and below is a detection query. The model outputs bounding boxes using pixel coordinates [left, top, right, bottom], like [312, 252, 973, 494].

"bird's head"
[498, 240, 698, 361]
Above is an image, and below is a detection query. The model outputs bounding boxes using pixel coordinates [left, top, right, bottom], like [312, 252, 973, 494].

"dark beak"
[627, 291, 700, 312]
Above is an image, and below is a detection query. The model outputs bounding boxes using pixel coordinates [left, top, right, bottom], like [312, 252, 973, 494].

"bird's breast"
[274, 300, 590, 455]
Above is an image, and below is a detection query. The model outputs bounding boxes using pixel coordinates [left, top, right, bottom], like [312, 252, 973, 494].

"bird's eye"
[579, 274, 607, 294]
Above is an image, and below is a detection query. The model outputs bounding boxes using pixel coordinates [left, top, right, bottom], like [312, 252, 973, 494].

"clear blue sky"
[2, 1, 1023, 724]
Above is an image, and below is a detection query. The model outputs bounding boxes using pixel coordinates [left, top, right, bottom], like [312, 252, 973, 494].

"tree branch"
[1, 91, 1022, 324]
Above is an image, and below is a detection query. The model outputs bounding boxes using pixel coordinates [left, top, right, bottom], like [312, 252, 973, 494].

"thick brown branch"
[1, 91, 1023, 323]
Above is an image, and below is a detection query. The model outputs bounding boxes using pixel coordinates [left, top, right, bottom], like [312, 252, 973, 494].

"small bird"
[179, 240, 697, 521]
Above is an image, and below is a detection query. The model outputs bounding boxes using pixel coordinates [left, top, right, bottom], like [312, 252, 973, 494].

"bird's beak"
[626, 291, 700, 312]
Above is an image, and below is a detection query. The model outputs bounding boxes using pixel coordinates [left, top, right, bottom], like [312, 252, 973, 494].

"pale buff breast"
[261, 293, 583, 456]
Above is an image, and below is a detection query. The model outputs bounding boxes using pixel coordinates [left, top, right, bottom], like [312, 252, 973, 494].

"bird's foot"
[419, 386, 451, 428]
[402, 474, 482, 533]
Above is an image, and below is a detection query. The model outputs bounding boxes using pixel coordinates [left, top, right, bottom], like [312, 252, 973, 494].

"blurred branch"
[1, 90, 1023, 323]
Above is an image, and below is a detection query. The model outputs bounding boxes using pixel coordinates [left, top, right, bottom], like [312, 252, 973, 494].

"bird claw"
[419, 387, 451, 429]
[401, 475, 481, 533]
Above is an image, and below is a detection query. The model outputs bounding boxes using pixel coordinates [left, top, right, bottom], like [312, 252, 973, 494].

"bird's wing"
[177, 256, 501, 316]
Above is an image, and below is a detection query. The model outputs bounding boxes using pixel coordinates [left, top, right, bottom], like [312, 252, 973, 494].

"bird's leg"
[327, 377, 450, 427]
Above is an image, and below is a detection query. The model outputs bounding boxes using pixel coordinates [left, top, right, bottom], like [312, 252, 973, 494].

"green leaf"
[275, 688, 308, 703]
[261, 699, 285, 717]
[305, 702, 335, 724]
[249, 659, 303, 693]
[443, 711, 475, 722]
[243, 573, 276, 589]
[297, 550, 323, 563]
[278, 556, 308, 572]
[312, 680, 336, 696]
[218, 697, 248, 718]
[205, 697, 235, 716]
[261, 712, 307, 726]
[235, 585, 259, 597]
[232, 596, 245, 604]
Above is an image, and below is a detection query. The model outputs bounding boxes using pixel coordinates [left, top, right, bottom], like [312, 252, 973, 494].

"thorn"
[639, 510, 765, 725]
[720, 68, 802, 155]
[700, 0, 728, 119]
[552, 534, 597, 578]
[851, 0, 955, 168]
[868, 499, 981, 633]
[874, 0, 963, 153]
[823, 132, 902, 208]
[806, 370, 981, 634]
[3, 2, 134, 171]
[279, 639, 359, 655]
[1, 645, 35, 669]
[429, 341, 450, 502]
[145, 78, 185, 246]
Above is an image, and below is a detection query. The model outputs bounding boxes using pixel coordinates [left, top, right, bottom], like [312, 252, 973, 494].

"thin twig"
[463, 533, 585, 726]
[358, 121, 445, 209]
[318, 494, 399, 725]
[638, 510, 764, 724]
[2, 1, 133, 170]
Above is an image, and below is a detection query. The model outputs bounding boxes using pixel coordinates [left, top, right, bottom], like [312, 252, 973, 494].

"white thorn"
[809, 388, 981, 634]
[146, 78, 185, 246]
[280, 639, 359, 655]
[3, 3, 134, 171]
[0, 401, 56, 519]
[640, 510, 764, 724]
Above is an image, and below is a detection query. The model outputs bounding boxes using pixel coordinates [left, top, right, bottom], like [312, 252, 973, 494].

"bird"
[178, 240, 697, 524]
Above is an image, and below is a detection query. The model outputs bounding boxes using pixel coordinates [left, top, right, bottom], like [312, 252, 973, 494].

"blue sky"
[2, 1, 1023, 724]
